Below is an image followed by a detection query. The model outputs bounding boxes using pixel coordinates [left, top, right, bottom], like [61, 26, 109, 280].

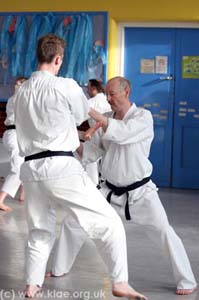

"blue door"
[124, 28, 175, 186]
[173, 29, 199, 188]
[124, 27, 199, 188]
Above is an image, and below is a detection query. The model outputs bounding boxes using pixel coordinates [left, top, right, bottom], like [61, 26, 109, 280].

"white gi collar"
[32, 70, 55, 77]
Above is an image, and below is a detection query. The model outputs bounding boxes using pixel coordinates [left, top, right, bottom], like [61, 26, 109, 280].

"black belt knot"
[6, 125, 16, 130]
[106, 177, 150, 220]
[25, 150, 74, 162]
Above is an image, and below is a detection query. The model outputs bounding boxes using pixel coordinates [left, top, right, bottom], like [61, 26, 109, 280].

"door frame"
[118, 22, 199, 76]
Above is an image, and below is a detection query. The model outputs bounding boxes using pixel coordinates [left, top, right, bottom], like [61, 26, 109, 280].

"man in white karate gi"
[48, 76, 197, 296]
[14, 34, 147, 300]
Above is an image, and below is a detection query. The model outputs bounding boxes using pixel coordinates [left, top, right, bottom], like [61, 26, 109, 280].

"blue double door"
[124, 27, 199, 188]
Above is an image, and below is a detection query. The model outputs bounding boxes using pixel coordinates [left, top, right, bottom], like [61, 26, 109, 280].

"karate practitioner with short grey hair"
[49, 76, 197, 296]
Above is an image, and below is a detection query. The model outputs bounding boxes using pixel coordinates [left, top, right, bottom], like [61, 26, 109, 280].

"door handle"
[159, 76, 173, 80]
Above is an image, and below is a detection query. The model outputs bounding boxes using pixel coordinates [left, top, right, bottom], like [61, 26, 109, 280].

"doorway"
[121, 25, 199, 188]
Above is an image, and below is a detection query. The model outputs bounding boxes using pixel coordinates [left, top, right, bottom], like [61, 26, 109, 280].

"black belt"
[25, 150, 74, 162]
[6, 125, 16, 130]
[106, 177, 151, 220]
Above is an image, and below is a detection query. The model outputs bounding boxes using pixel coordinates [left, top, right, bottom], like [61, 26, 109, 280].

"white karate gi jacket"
[89, 92, 111, 114]
[83, 103, 153, 187]
[14, 71, 90, 182]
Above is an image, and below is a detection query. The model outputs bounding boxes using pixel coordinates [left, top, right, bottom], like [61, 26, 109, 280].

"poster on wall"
[182, 56, 199, 79]
[140, 59, 155, 73]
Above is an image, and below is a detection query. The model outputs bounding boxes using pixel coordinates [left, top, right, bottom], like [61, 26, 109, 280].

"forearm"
[88, 108, 108, 131]
[76, 143, 83, 158]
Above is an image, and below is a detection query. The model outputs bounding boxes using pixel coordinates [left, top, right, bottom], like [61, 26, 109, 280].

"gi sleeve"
[103, 109, 154, 145]
[81, 128, 105, 164]
[66, 79, 90, 126]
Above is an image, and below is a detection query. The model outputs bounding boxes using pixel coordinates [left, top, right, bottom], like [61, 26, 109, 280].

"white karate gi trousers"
[52, 180, 196, 290]
[1, 130, 23, 197]
[85, 161, 99, 186]
[24, 173, 128, 287]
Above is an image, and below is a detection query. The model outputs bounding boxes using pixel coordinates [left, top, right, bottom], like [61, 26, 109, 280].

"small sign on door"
[140, 59, 155, 73]
[155, 56, 168, 74]
[140, 57, 168, 74]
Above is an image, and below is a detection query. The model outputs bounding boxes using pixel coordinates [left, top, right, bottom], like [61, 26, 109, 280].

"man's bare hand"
[89, 108, 108, 130]
[84, 122, 102, 140]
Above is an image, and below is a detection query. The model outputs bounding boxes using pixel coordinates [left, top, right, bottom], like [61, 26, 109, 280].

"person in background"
[87, 79, 111, 114]
[14, 34, 147, 300]
[0, 77, 26, 211]
[85, 79, 111, 186]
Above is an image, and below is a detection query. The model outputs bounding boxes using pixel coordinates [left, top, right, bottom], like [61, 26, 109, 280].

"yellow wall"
[1, 0, 199, 77]
[108, 18, 119, 79]
[1, 0, 199, 22]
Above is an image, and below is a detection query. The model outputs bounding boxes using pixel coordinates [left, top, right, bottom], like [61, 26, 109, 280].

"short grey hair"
[107, 76, 131, 92]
